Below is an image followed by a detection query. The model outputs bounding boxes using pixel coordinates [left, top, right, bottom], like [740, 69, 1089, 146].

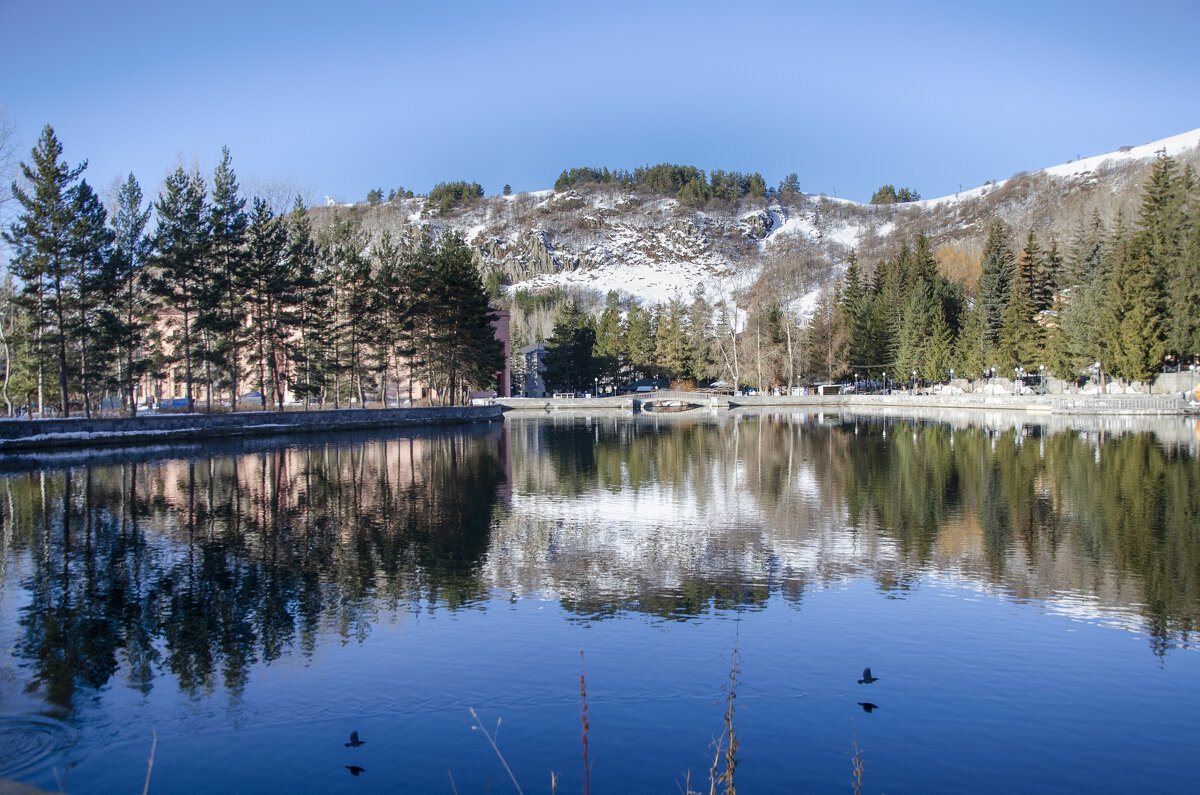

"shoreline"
[0, 405, 503, 453]
[496, 391, 1196, 416]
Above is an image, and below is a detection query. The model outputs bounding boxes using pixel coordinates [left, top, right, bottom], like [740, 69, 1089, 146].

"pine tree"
[542, 300, 596, 393]
[320, 211, 371, 406]
[1016, 229, 1042, 311]
[3, 125, 86, 415]
[623, 303, 654, 381]
[1038, 237, 1063, 312]
[204, 147, 249, 409]
[1172, 165, 1200, 361]
[977, 222, 1014, 348]
[998, 269, 1042, 370]
[593, 290, 624, 387]
[954, 300, 985, 380]
[105, 174, 152, 414]
[425, 232, 504, 404]
[924, 305, 954, 384]
[244, 198, 290, 409]
[66, 179, 113, 417]
[806, 286, 848, 382]
[149, 166, 209, 413]
[840, 253, 875, 378]
[284, 198, 326, 407]
[687, 286, 716, 382]
[654, 297, 691, 380]
[1101, 234, 1166, 384]
[895, 278, 937, 379]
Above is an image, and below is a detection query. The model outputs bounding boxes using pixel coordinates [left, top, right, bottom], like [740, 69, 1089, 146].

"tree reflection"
[500, 414, 1199, 654]
[4, 427, 505, 712]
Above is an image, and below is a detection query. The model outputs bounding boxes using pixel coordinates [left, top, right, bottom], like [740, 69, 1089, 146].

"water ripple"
[0, 715, 77, 779]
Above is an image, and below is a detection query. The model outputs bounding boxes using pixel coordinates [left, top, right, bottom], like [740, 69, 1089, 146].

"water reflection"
[1, 412, 1197, 730]
[494, 413, 1199, 654]
[0, 426, 508, 718]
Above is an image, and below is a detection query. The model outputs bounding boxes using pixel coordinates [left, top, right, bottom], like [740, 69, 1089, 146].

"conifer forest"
[1, 126, 503, 416]
[3, 123, 1199, 412]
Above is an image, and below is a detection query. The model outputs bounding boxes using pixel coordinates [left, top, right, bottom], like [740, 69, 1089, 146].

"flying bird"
[345, 766, 366, 776]
[858, 702, 879, 713]
[857, 667, 878, 684]
[345, 730, 366, 748]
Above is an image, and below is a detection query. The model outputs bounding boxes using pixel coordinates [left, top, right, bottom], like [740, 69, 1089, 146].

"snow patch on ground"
[919, 127, 1200, 206]
[1041, 127, 1200, 179]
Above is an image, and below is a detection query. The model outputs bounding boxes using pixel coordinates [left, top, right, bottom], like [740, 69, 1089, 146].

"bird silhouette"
[345, 766, 366, 776]
[858, 702, 879, 713]
[857, 667, 879, 684]
[345, 730, 366, 748]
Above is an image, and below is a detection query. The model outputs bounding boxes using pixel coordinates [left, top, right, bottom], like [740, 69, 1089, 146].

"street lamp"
[883, 372, 887, 394]
[594, 377, 599, 398]
[912, 370, 917, 396]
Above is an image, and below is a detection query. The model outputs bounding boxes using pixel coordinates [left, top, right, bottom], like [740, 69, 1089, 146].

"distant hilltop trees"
[871, 184, 921, 204]
[554, 163, 768, 208]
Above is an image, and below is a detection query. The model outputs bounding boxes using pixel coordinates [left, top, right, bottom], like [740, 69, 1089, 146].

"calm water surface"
[1, 411, 1198, 793]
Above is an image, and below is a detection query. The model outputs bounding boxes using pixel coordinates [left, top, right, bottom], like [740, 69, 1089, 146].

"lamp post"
[912, 370, 917, 396]
[883, 372, 887, 395]
[1190, 363, 1197, 399]
[594, 377, 599, 398]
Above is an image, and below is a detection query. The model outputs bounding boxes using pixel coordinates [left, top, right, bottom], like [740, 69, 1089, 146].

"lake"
[1, 410, 1198, 793]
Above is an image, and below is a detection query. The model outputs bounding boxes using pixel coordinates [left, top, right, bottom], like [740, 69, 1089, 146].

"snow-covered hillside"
[323, 126, 1200, 316]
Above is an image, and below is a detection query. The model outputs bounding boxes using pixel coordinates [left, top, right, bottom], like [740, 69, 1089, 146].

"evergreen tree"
[1173, 166, 1200, 362]
[203, 147, 249, 409]
[424, 232, 504, 404]
[316, 212, 370, 406]
[954, 300, 986, 380]
[687, 286, 716, 381]
[149, 166, 209, 413]
[593, 290, 624, 387]
[1038, 237, 1063, 312]
[894, 278, 937, 379]
[654, 296, 692, 380]
[1101, 234, 1166, 384]
[998, 270, 1042, 369]
[3, 125, 86, 415]
[105, 173, 153, 414]
[243, 198, 290, 409]
[542, 300, 597, 393]
[623, 303, 654, 381]
[977, 222, 1015, 348]
[925, 304, 955, 384]
[284, 198, 327, 407]
[66, 179, 113, 417]
[1016, 229, 1042, 311]
[1067, 210, 1106, 286]
[806, 286, 848, 382]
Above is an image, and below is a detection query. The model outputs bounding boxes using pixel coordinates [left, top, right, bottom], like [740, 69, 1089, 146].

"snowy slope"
[333, 126, 1200, 317]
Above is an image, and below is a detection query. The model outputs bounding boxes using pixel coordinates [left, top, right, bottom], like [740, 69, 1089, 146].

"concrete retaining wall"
[496, 392, 1193, 416]
[0, 406, 503, 452]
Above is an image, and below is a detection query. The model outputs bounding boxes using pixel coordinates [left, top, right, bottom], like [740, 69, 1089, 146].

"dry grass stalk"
[469, 707, 525, 795]
[142, 730, 157, 795]
[851, 720, 864, 795]
[708, 631, 741, 795]
[580, 649, 591, 795]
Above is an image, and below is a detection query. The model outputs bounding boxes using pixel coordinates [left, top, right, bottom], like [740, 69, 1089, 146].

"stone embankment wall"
[496, 392, 1194, 415]
[0, 406, 503, 452]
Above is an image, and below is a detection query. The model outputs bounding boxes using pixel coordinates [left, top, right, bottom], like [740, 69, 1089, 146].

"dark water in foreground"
[1, 412, 1198, 793]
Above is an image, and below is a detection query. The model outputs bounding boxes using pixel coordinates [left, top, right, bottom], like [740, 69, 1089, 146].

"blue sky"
[2, 0, 1198, 206]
